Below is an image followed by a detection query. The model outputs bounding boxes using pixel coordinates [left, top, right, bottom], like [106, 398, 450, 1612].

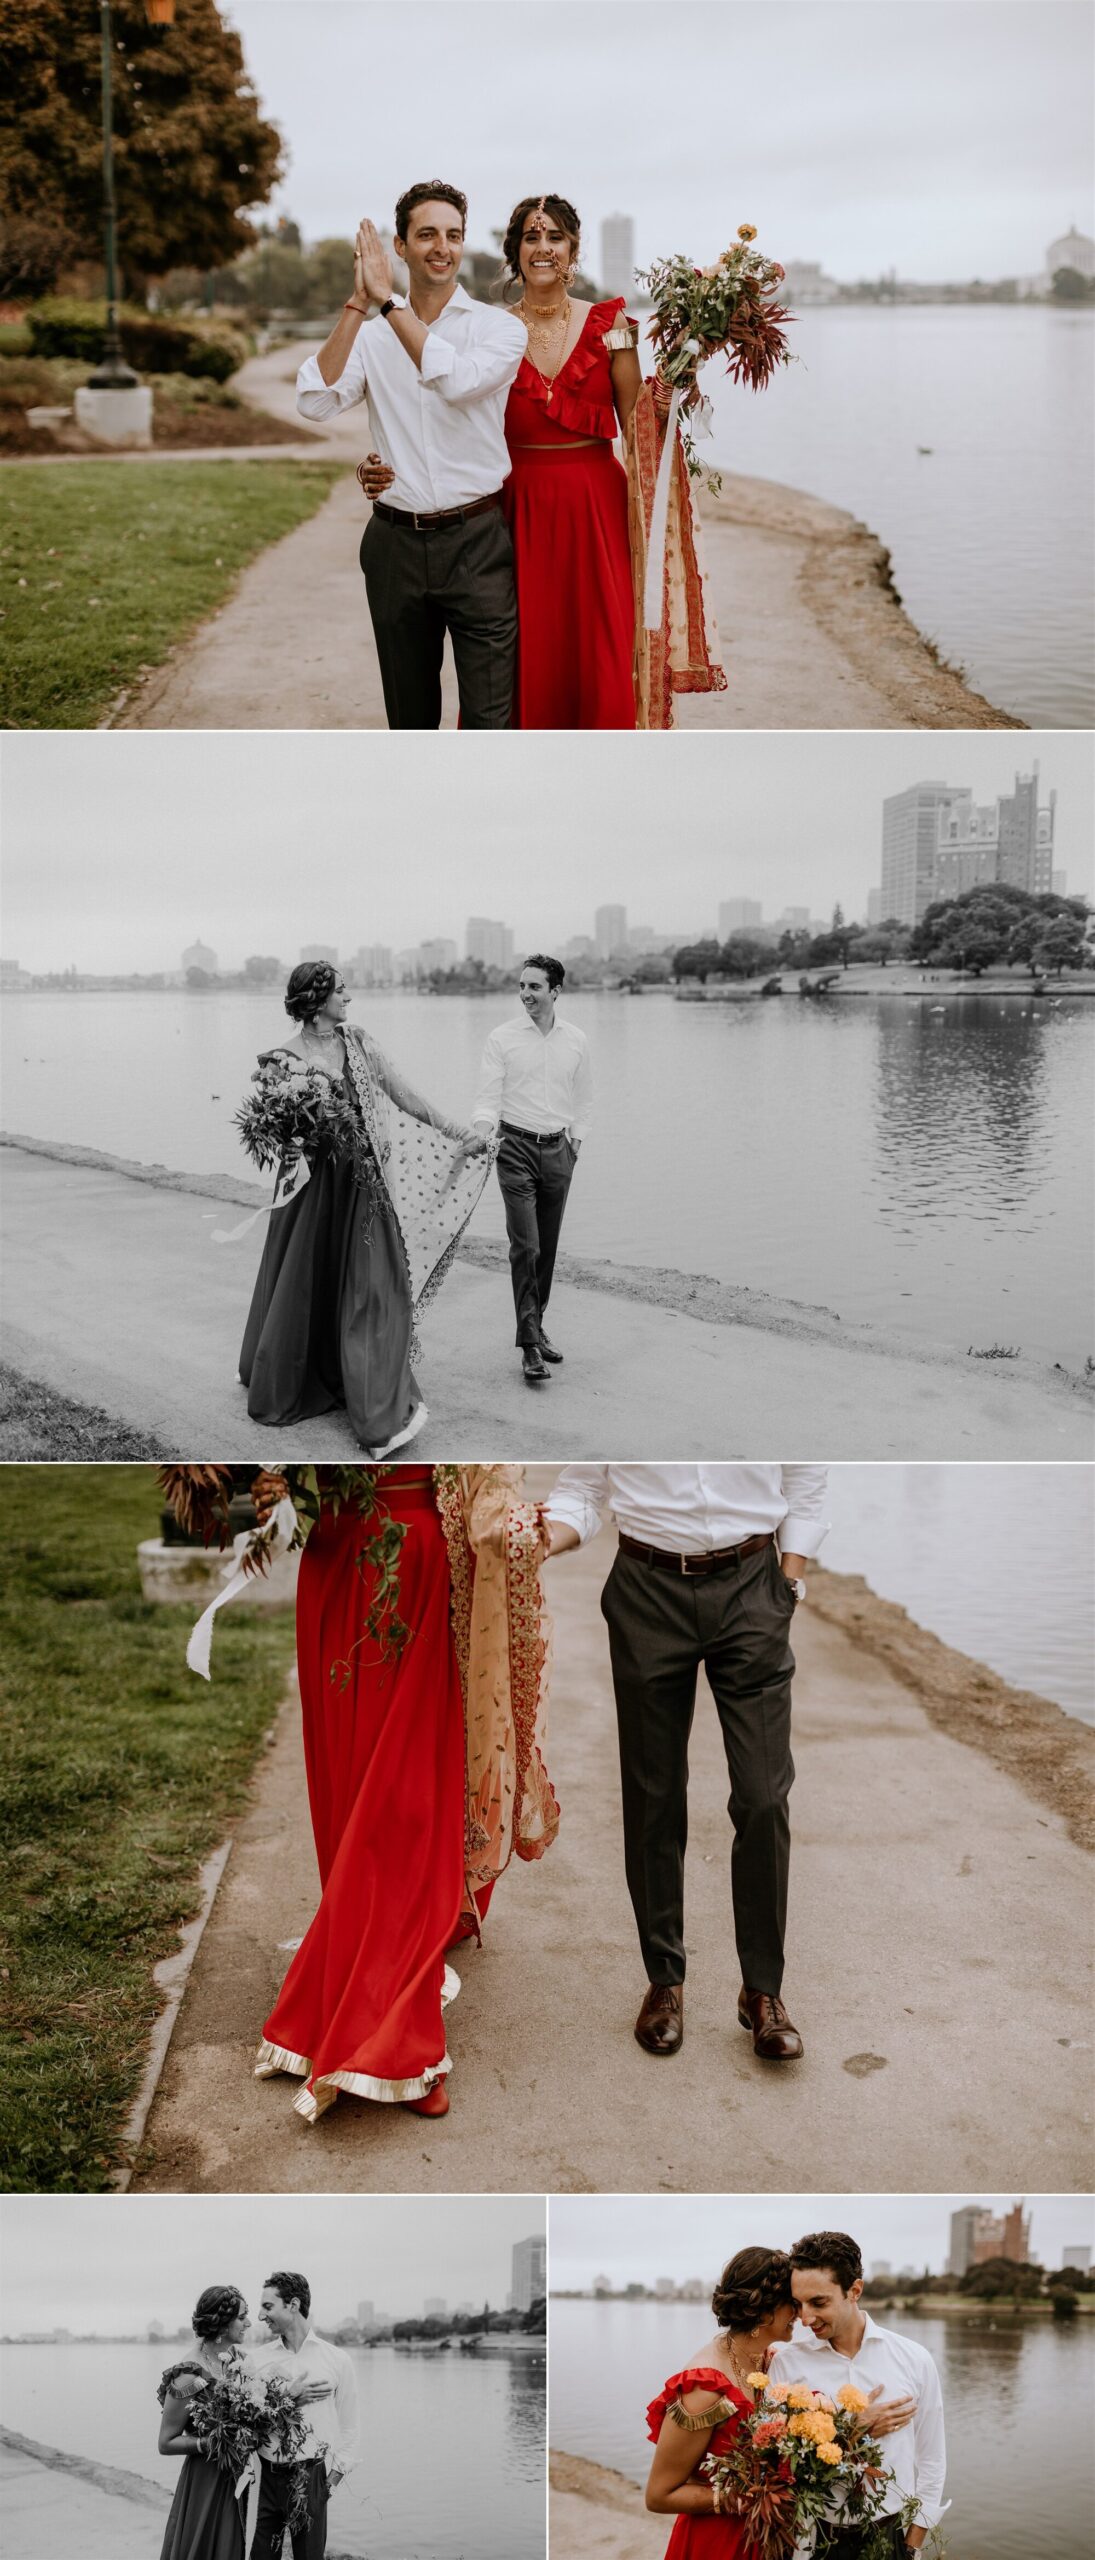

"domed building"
[1045, 226, 1094, 280]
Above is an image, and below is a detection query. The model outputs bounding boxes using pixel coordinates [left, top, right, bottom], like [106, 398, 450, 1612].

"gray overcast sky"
[549, 2193, 1095, 2286]
[224, 1, 1092, 282]
[3, 731, 1090, 973]
[0, 2195, 541, 2334]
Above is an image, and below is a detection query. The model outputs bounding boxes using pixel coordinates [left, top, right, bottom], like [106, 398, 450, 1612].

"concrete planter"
[74, 383, 153, 447]
[137, 1539, 299, 1611]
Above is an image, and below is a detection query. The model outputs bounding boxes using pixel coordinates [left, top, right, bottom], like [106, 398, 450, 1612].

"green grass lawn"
[0, 1467, 298, 2191]
[0, 458, 342, 727]
[0, 1366, 167, 1460]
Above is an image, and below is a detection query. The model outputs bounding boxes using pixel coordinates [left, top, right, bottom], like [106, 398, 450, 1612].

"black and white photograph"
[2, 730, 1092, 1460]
[0, 2192, 546, 2558]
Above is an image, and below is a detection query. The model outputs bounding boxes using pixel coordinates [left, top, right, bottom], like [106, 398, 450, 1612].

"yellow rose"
[837, 2386, 869, 2413]
[738, 223, 758, 241]
[816, 2440, 844, 2466]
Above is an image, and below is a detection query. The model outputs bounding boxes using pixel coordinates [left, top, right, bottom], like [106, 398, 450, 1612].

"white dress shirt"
[297, 284, 526, 512]
[250, 2331, 360, 2475]
[546, 1465, 830, 1560]
[768, 2316, 948, 2531]
[473, 1014, 593, 1141]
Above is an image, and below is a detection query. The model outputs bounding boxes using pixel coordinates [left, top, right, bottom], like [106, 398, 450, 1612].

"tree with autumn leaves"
[0, 0, 284, 299]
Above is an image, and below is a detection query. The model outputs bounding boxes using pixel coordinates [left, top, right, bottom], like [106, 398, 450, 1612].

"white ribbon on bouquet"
[185, 1497, 299, 1681]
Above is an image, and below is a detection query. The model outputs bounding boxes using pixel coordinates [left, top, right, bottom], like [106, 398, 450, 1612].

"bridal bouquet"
[703, 2380, 912, 2559]
[234, 1060, 386, 1209]
[160, 1463, 413, 1672]
[637, 224, 793, 486]
[159, 2363, 310, 2527]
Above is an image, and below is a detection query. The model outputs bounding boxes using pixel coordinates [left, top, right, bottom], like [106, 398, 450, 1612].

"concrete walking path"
[2, 1140, 1089, 1459]
[112, 348, 1020, 732]
[129, 1492, 1094, 2196]
[0, 2435, 169, 2560]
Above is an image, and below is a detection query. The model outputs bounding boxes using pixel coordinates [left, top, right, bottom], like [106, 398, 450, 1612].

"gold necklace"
[519, 294, 572, 400]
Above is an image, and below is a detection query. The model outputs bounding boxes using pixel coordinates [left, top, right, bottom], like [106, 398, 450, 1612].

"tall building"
[601, 213, 636, 300]
[594, 903, 627, 957]
[466, 916, 514, 970]
[1062, 2244, 1092, 2272]
[880, 782, 966, 925]
[511, 2234, 546, 2313]
[299, 942, 338, 965]
[424, 2297, 448, 2318]
[718, 898, 763, 937]
[357, 2300, 374, 2329]
[949, 2202, 1032, 2277]
[182, 937, 217, 973]
[1045, 226, 1095, 280]
[418, 937, 458, 972]
[350, 944, 393, 985]
[996, 765, 1055, 894]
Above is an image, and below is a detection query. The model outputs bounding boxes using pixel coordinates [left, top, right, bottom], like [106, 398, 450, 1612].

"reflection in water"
[549, 2301, 1093, 2560]
[3, 988, 1092, 1360]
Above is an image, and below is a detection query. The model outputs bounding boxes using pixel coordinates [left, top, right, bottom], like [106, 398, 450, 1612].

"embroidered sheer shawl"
[434, 1465, 559, 1929]
[263, 1024, 495, 1334]
[626, 382, 727, 729]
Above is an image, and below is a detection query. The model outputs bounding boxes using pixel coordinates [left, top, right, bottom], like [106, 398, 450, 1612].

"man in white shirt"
[769, 2230, 948, 2553]
[543, 1465, 829, 2058]
[250, 2270, 359, 2557]
[297, 182, 525, 728]
[473, 955, 592, 1384]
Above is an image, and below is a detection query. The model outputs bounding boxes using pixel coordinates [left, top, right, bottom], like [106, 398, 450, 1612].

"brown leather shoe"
[737, 1988, 804, 2061]
[635, 1982, 684, 2056]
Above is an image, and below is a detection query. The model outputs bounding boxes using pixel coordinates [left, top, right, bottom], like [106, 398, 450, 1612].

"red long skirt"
[261, 1479, 466, 2110]
[504, 439, 637, 729]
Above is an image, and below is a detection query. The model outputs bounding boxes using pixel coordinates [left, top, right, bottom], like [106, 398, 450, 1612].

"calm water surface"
[705, 305, 1095, 727]
[549, 2299, 1093, 2560]
[823, 1464, 1095, 1726]
[3, 988, 1092, 1365]
[0, 2339, 544, 2559]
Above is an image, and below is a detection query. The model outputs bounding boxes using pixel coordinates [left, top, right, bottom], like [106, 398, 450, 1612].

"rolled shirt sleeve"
[296, 338, 368, 419]
[331, 2346, 360, 2474]
[568, 1033, 593, 1143]
[472, 1028, 507, 1129]
[419, 311, 526, 406]
[778, 1466, 830, 1558]
[544, 1465, 611, 1545]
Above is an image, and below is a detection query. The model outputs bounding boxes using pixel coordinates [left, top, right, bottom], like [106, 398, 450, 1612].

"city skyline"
[549, 2194, 1094, 2292]
[225, 2, 1092, 285]
[0, 2196, 541, 2337]
[3, 732, 1090, 978]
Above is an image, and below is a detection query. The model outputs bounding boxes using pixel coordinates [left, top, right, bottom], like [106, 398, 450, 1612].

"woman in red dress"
[175, 1464, 557, 2128]
[500, 193, 642, 728]
[645, 2248, 797, 2552]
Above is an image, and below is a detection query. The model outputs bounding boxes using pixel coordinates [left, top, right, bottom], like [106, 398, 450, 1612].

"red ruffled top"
[506, 296, 635, 446]
[646, 2367, 751, 2450]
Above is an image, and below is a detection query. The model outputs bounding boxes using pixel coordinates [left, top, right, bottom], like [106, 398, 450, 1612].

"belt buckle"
[680, 1552, 702, 1576]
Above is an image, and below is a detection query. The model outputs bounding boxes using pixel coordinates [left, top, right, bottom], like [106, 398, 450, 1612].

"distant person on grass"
[297, 181, 524, 728]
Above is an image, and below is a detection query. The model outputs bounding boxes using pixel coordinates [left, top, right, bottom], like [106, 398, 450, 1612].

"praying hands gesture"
[354, 217, 395, 307]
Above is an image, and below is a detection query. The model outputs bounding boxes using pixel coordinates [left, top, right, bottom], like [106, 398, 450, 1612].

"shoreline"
[3, 1133, 1090, 1411]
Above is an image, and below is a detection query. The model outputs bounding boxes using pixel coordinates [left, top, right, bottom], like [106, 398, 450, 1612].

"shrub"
[26, 300, 249, 381]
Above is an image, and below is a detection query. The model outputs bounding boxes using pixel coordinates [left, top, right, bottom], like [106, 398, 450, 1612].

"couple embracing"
[170, 1460, 825, 2126]
[298, 178, 724, 728]
[158, 2270, 355, 2560]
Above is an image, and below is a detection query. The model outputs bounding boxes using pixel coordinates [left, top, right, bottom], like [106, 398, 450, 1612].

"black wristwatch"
[378, 295, 402, 320]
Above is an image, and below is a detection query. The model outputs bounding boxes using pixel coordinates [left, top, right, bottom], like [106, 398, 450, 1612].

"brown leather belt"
[618, 1530, 774, 1577]
[371, 489, 504, 532]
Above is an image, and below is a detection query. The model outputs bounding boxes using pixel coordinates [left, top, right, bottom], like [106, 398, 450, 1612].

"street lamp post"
[87, 2, 138, 389]
[78, 0, 175, 439]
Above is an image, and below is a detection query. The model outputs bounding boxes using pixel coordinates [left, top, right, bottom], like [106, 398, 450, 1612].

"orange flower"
[837, 2386, 870, 2414]
[738, 222, 758, 241]
[786, 2386, 817, 2410]
[816, 2440, 844, 2466]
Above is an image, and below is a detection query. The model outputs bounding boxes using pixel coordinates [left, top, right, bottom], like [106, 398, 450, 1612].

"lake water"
[822, 1463, 1095, 1727]
[3, 987, 1092, 1366]
[0, 2338, 545, 2559]
[549, 2298, 1094, 2560]
[703, 304, 1095, 728]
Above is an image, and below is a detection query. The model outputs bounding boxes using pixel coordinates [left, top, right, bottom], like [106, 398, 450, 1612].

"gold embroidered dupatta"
[433, 1464, 559, 1930]
[627, 381, 727, 729]
[342, 1027, 493, 1335]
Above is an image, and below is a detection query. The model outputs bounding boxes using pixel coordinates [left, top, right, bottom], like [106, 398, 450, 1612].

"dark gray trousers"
[495, 1127, 576, 1345]
[601, 1542, 797, 1994]
[360, 503, 517, 728]
[815, 2521, 911, 2556]
[251, 2456, 328, 2559]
